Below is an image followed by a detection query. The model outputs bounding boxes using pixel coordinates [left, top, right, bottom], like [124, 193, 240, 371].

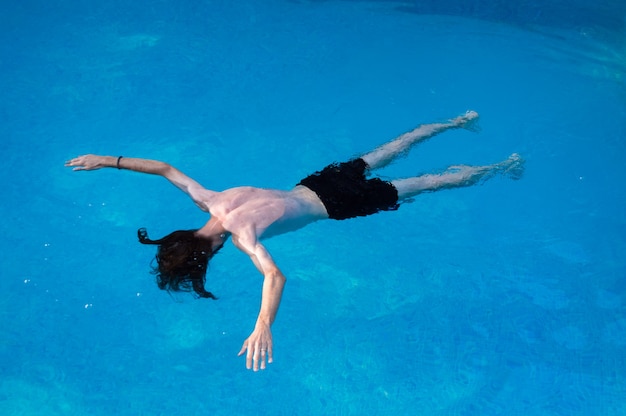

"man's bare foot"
[498, 153, 525, 180]
[451, 110, 480, 131]
[446, 153, 524, 182]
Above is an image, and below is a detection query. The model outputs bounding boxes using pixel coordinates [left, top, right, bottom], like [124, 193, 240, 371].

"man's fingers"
[260, 348, 268, 370]
[65, 159, 86, 171]
[239, 337, 272, 371]
[249, 344, 271, 371]
[251, 346, 258, 371]
[237, 342, 248, 357]
[247, 343, 259, 370]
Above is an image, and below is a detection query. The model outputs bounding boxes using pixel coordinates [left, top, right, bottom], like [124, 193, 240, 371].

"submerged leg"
[392, 153, 524, 200]
[361, 110, 480, 171]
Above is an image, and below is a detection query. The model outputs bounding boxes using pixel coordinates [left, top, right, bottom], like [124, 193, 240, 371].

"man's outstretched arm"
[232, 232, 286, 371]
[65, 154, 214, 207]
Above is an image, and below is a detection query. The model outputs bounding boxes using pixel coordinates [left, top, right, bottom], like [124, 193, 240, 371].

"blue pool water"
[1, 1, 625, 414]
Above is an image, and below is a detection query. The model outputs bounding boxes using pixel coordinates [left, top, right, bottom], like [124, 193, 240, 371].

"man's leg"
[361, 110, 479, 171]
[391, 153, 524, 200]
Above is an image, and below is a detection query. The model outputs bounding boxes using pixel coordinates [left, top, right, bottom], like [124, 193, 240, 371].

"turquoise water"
[1, 1, 625, 414]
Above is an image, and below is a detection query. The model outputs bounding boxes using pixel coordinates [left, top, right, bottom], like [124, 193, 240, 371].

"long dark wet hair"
[137, 228, 223, 299]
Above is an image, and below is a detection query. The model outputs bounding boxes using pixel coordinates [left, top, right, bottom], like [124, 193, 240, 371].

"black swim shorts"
[297, 158, 399, 220]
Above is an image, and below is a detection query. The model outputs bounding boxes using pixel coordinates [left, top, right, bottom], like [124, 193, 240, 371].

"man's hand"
[65, 154, 112, 171]
[238, 322, 273, 371]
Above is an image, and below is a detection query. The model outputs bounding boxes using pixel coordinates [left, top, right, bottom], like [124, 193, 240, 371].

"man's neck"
[195, 218, 229, 248]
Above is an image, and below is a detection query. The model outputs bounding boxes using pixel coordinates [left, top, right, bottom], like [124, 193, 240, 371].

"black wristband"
[116, 156, 123, 170]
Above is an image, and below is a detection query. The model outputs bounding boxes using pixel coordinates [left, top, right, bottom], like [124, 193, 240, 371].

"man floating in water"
[66, 110, 523, 371]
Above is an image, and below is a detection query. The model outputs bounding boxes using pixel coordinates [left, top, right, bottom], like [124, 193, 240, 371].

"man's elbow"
[267, 268, 286, 283]
[157, 162, 174, 176]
